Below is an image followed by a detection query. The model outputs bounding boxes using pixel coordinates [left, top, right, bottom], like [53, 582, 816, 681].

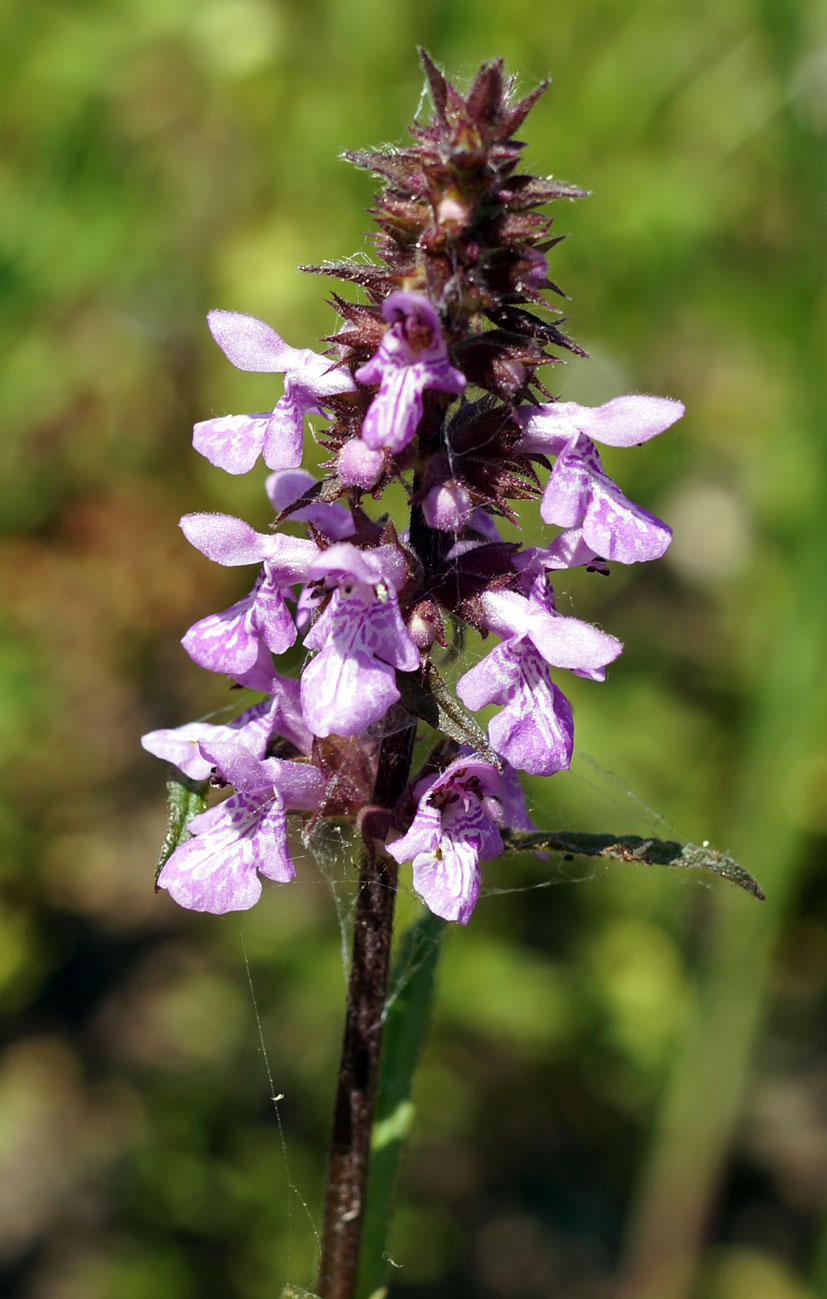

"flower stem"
[356, 909, 445, 1298]
[317, 724, 416, 1299]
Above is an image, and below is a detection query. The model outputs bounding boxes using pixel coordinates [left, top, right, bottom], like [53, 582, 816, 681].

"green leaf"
[501, 831, 765, 900]
[396, 662, 501, 767]
[155, 775, 209, 882]
[357, 910, 446, 1299]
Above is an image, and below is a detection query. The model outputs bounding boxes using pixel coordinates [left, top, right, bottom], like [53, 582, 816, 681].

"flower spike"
[145, 50, 681, 928]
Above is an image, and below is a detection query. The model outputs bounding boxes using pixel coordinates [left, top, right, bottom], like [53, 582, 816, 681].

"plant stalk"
[317, 492, 445, 1298]
[316, 723, 416, 1299]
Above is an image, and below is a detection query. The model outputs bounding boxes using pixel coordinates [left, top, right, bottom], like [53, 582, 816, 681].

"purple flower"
[478, 583, 623, 680]
[516, 395, 684, 563]
[541, 437, 672, 564]
[193, 311, 355, 475]
[141, 674, 311, 780]
[300, 543, 419, 738]
[233, 641, 295, 693]
[516, 395, 684, 455]
[456, 580, 622, 774]
[516, 528, 609, 576]
[495, 759, 538, 833]
[354, 291, 465, 453]
[457, 639, 574, 777]
[179, 513, 318, 675]
[265, 469, 355, 541]
[182, 567, 298, 675]
[157, 741, 325, 914]
[386, 758, 505, 924]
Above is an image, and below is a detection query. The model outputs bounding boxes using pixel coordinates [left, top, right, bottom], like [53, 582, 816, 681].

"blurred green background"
[1, 1, 826, 1296]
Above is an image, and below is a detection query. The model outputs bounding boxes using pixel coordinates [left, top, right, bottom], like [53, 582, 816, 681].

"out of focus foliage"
[1, 1, 826, 1297]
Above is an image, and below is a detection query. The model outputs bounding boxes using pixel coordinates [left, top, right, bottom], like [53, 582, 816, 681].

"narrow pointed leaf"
[418, 48, 448, 125]
[501, 831, 764, 900]
[396, 663, 501, 768]
[155, 775, 209, 882]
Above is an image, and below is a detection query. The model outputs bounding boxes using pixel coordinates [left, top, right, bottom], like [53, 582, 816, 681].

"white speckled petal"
[300, 581, 418, 737]
[458, 640, 574, 776]
[410, 835, 481, 925]
[157, 789, 293, 914]
[207, 310, 301, 372]
[193, 414, 269, 474]
[359, 363, 428, 452]
[386, 801, 442, 866]
[487, 648, 574, 777]
[300, 641, 401, 738]
[179, 514, 272, 566]
[181, 596, 260, 674]
[141, 697, 283, 780]
[582, 473, 672, 564]
[561, 394, 684, 447]
[539, 441, 592, 528]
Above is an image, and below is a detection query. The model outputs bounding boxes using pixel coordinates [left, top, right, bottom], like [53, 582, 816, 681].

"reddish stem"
[316, 724, 415, 1299]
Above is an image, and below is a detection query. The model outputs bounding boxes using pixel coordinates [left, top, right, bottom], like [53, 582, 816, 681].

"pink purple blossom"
[179, 513, 318, 676]
[141, 675, 310, 780]
[386, 757, 508, 924]
[457, 639, 574, 776]
[151, 66, 684, 927]
[182, 566, 299, 675]
[300, 543, 419, 737]
[477, 584, 623, 679]
[516, 395, 683, 564]
[193, 310, 355, 475]
[156, 741, 325, 913]
[354, 292, 466, 453]
[456, 578, 622, 774]
[265, 469, 355, 541]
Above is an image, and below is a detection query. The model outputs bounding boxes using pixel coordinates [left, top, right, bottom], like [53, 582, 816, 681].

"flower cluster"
[143, 53, 682, 924]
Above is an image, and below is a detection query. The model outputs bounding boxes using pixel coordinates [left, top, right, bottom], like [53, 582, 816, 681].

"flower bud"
[406, 599, 443, 649]
[422, 480, 474, 532]
[436, 188, 470, 230]
[337, 439, 384, 489]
